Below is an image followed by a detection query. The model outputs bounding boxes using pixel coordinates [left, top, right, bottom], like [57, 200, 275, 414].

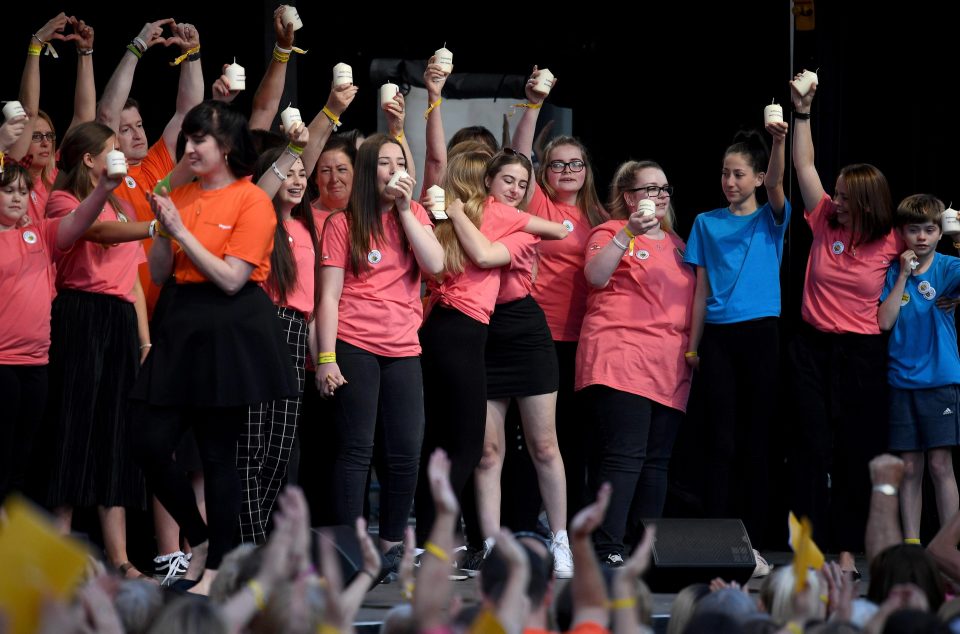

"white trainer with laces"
[551, 531, 574, 579]
[153, 550, 190, 587]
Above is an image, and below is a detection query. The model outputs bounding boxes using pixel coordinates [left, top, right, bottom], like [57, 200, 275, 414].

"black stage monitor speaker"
[638, 518, 756, 592]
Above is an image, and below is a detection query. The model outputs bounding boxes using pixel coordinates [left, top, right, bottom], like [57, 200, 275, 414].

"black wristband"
[793, 111, 811, 120]
[187, 51, 201, 62]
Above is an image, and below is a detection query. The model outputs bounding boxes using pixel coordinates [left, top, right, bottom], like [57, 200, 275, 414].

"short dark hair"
[894, 193, 945, 228]
[479, 537, 554, 606]
[867, 544, 944, 611]
[179, 100, 258, 177]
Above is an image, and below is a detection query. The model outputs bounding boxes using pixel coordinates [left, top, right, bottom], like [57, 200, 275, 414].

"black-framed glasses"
[628, 184, 674, 197]
[31, 132, 56, 143]
[547, 159, 585, 173]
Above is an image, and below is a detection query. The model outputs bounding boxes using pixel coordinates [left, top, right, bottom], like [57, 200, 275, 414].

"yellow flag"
[0, 496, 90, 634]
[468, 608, 508, 634]
[789, 511, 824, 592]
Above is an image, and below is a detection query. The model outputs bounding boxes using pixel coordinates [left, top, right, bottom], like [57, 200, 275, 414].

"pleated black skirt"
[485, 294, 559, 399]
[44, 289, 145, 508]
[131, 282, 298, 408]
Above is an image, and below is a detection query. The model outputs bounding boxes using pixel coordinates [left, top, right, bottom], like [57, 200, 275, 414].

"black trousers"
[554, 341, 590, 521]
[789, 323, 889, 552]
[0, 364, 47, 505]
[699, 318, 779, 548]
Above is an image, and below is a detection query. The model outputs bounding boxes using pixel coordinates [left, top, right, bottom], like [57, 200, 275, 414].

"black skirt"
[485, 295, 559, 399]
[43, 290, 146, 508]
[130, 282, 298, 408]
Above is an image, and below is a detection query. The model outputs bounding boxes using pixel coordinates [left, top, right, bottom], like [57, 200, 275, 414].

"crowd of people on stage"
[4, 8, 960, 634]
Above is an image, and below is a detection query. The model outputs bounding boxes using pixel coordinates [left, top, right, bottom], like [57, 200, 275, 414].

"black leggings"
[415, 306, 488, 542]
[132, 403, 244, 568]
[0, 364, 47, 505]
[699, 318, 779, 548]
[554, 341, 590, 520]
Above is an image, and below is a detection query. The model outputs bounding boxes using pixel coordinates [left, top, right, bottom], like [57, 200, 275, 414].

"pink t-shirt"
[497, 232, 539, 304]
[0, 218, 64, 364]
[801, 194, 902, 335]
[428, 200, 532, 324]
[45, 191, 146, 303]
[576, 222, 696, 411]
[321, 202, 433, 357]
[528, 185, 593, 341]
[264, 218, 316, 316]
[26, 173, 55, 226]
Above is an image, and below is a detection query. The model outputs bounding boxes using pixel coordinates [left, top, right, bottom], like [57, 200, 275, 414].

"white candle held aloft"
[333, 63, 353, 87]
[280, 104, 302, 131]
[225, 59, 246, 91]
[942, 207, 960, 236]
[427, 184, 447, 218]
[380, 83, 399, 107]
[106, 150, 128, 178]
[764, 100, 784, 125]
[2, 100, 26, 121]
[435, 46, 453, 74]
[532, 68, 555, 96]
[793, 69, 819, 97]
[282, 5, 303, 31]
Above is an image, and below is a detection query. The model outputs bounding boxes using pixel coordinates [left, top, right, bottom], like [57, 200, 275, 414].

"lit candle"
[280, 104, 302, 131]
[380, 82, 399, 107]
[792, 69, 819, 97]
[106, 150, 128, 177]
[435, 45, 453, 74]
[282, 5, 303, 31]
[225, 59, 246, 91]
[333, 63, 353, 87]
[763, 100, 784, 125]
[532, 68, 555, 96]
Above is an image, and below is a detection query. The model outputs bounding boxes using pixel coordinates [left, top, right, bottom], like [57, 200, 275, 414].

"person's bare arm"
[420, 56, 449, 194]
[249, 7, 294, 131]
[865, 454, 905, 564]
[789, 77, 826, 210]
[764, 120, 788, 220]
[570, 482, 612, 627]
[300, 83, 358, 177]
[67, 18, 96, 133]
[160, 22, 203, 158]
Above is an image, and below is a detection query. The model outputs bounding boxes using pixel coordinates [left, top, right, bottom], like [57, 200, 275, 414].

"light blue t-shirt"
[683, 200, 791, 324]
[881, 252, 960, 389]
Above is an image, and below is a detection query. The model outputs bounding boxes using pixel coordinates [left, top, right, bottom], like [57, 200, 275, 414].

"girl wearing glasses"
[788, 77, 899, 573]
[578, 160, 695, 565]
[683, 123, 790, 558]
[512, 67, 607, 519]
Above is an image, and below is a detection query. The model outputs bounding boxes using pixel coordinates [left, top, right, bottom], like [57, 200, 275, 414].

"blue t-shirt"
[881, 252, 960, 389]
[683, 200, 791, 324]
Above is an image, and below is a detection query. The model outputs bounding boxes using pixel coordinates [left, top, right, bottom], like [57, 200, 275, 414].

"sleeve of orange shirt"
[566, 621, 610, 634]
[222, 184, 277, 282]
[139, 141, 175, 188]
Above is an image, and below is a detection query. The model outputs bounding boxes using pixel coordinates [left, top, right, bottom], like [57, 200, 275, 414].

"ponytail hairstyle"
[607, 160, 677, 234]
[252, 147, 318, 306]
[537, 136, 605, 228]
[52, 121, 126, 220]
[723, 129, 770, 176]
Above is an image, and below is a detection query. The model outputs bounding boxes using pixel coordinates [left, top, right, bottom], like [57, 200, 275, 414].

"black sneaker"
[602, 552, 625, 568]
[458, 545, 489, 578]
[379, 543, 404, 584]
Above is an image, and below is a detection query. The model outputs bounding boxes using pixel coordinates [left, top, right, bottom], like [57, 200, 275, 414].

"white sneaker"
[153, 550, 190, 587]
[551, 532, 574, 579]
[752, 549, 773, 578]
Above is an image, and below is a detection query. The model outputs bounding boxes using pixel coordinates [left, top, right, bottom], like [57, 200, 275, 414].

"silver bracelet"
[270, 162, 286, 181]
[611, 235, 628, 250]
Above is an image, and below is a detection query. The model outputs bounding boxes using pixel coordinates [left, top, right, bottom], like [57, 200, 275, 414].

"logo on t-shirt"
[918, 281, 936, 301]
[22, 230, 38, 245]
[124, 176, 137, 189]
[368, 249, 382, 265]
[30, 191, 38, 204]
[900, 293, 910, 306]
[831, 240, 844, 255]
[636, 249, 650, 260]
[562, 220, 574, 233]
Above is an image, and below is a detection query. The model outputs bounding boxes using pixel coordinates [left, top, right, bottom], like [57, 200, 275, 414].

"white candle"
[942, 207, 960, 236]
[793, 69, 819, 97]
[764, 101, 784, 125]
[435, 46, 453, 74]
[106, 150, 128, 177]
[2, 100, 26, 121]
[387, 169, 409, 190]
[380, 83, 399, 107]
[638, 199, 656, 217]
[427, 184, 447, 218]
[225, 59, 246, 91]
[280, 104, 302, 131]
[282, 5, 303, 31]
[333, 63, 353, 87]
[532, 68, 555, 96]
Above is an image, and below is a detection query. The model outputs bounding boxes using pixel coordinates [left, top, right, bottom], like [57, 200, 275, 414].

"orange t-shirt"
[524, 621, 610, 634]
[114, 141, 175, 314]
[427, 199, 532, 324]
[576, 222, 696, 412]
[528, 185, 594, 341]
[45, 191, 145, 303]
[801, 193, 903, 335]
[321, 202, 433, 357]
[0, 218, 64, 364]
[169, 180, 277, 284]
[263, 217, 316, 316]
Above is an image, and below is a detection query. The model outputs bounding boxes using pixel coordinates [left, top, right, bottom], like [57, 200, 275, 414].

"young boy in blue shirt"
[879, 194, 960, 543]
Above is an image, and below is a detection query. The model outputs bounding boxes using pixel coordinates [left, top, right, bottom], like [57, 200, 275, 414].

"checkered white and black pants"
[238, 306, 307, 544]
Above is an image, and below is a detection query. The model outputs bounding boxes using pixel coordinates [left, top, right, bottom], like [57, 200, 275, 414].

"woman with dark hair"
[317, 133, 443, 569]
[788, 75, 901, 573]
[132, 100, 297, 594]
[683, 122, 789, 561]
[41, 121, 151, 578]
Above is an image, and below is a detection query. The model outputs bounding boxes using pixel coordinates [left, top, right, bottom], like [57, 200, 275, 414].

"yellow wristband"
[513, 102, 542, 109]
[156, 225, 172, 240]
[424, 98, 442, 120]
[286, 143, 305, 156]
[607, 598, 637, 610]
[904, 538, 921, 545]
[684, 351, 698, 358]
[170, 45, 200, 66]
[247, 579, 266, 610]
[322, 106, 341, 131]
[27, 44, 42, 56]
[402, 581, 415, 601]
[424, 540, 450, 562]
[318, 625, 339, 634]
[395, 131, 405, 143]
[317, 352, 337, 365]
[622, 226, 636, 239]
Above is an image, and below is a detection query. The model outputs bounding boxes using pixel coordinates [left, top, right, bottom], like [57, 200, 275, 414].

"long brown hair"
[342, 134, 408, 277]
[833, 163, 893, 246]
[31, 110, 57, 190]
[253, 147, 319, 306]
[537, 135, 605, 228]
[436, 150, 492, 274]
[52, 121, 125, 220]
[608, 160, 678, 234]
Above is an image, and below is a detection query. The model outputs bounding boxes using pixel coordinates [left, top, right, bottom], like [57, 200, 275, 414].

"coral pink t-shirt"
[497, 227, 539, 305]
[0, 218, 64, 364]
[801, 193, 902, 335]
[321, 202, 433, 357]
[26, 172, 56, 226]
[576, 222, 696, 411]
[528, 185, 593, 341]
[428, 200, 532, 324]
[45, 191, 145, 303]
[263, 218, 316, 316]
